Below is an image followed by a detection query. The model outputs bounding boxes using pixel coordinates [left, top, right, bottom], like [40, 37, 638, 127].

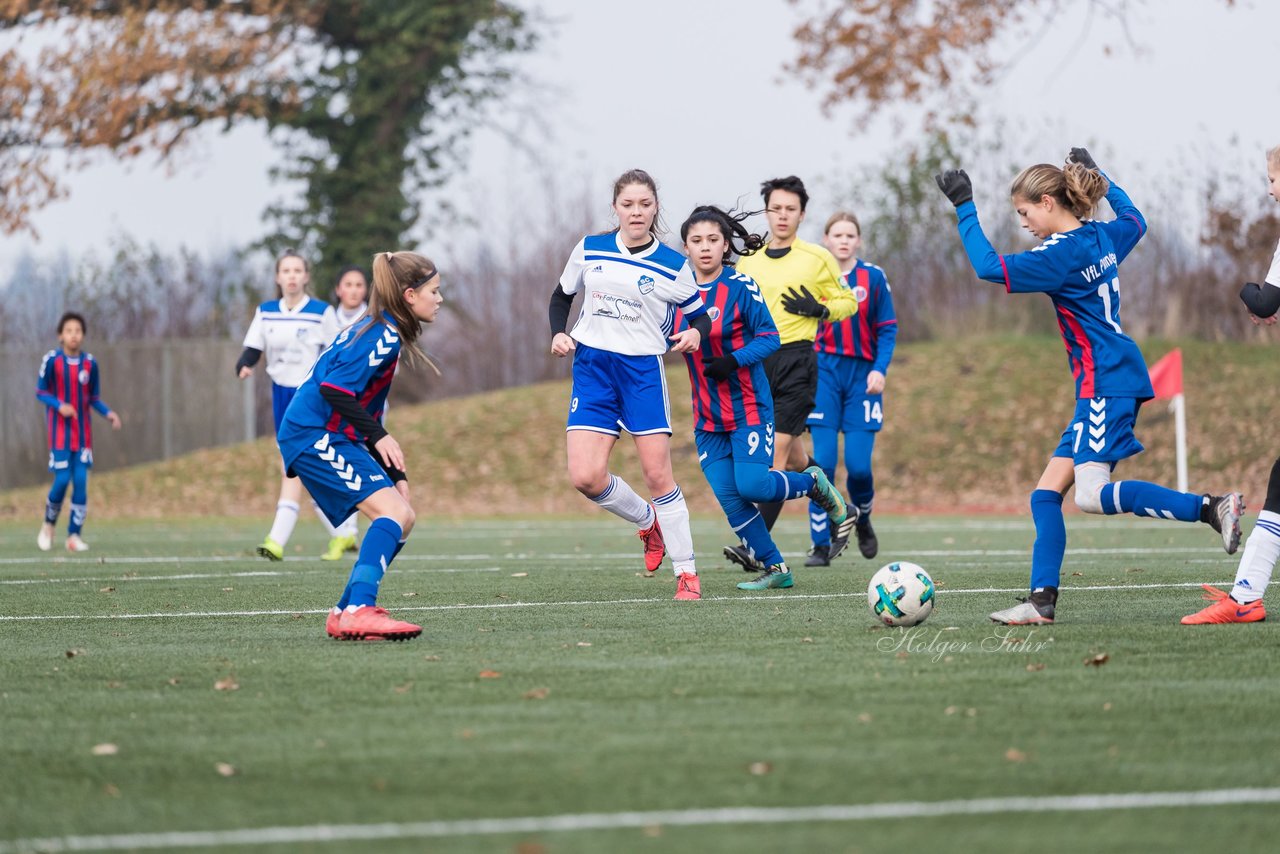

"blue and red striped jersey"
[954, 176, 1154, 401]
[676, 266, 780, 432]
[276, 314, 401, 455]
[35, 349, 110, 453]
[814, 260, 898, 372]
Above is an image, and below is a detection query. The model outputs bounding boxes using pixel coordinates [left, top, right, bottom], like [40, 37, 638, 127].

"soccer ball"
[867, 562, 936, 627]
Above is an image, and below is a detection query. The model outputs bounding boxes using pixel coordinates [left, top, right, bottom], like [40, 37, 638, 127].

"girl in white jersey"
[236, 250, 340, 561]
[548, 169, 714, 599]
[334, 265, 370, 329]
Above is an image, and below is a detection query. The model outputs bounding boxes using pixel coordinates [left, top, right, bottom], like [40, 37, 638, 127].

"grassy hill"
[2, 336, 1275, 520]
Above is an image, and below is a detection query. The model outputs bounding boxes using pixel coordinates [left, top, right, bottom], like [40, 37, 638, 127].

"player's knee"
[1073, 463, 1111, 515]
[567, 463, 608, 497]
[733, 468, 772, 503]
[399, 505, 416, 535]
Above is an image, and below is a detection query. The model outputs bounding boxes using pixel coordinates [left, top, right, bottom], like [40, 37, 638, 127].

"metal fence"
[1, 339, 267, 489]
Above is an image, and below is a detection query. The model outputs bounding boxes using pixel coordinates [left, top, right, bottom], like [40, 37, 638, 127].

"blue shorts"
[1052, 396, 1145, 465]
[695, 424, 776, 470]
[283, 432, 390, 526]
[272, 383, 298, 434]
[566, 343, 671, 436]
[48, 448, 93, 473]
[808, 353, 883, 433]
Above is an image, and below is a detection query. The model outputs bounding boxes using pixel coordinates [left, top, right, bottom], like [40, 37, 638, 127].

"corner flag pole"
[1147, 348, 1186, 492]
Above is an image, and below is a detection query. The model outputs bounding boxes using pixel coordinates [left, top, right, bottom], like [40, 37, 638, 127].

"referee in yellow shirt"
[726, 176, 859, 571]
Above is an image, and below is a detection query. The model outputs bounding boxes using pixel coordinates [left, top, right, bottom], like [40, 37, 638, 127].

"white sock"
[313, 502, 341, 537]
[337, 514, 359, 538]
[268, 500, 300, 546]
[654, 485, 695, 575]
[589, 474, 653, 526]
[1232, 510, 1280, 603]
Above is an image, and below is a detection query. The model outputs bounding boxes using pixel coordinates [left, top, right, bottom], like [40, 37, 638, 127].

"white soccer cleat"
[989, 600, 1054, 625]
[1207, 493, 1245, 555]
[65, 534, 89, 553]
[36, 525, 53, 552]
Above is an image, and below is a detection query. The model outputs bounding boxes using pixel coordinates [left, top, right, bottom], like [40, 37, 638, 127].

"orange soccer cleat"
[1181, 585, 1266, 625]
[337, 606, 422, 641]
[325, 607, 342, 639]
[637, 509, 666, 574]
[674, 572, 701, 601]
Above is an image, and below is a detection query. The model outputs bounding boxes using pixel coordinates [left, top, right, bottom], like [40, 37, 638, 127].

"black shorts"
[764, 341, 817, 436]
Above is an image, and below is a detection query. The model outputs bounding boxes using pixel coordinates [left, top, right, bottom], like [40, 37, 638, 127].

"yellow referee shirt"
[735, 238, 856, 345]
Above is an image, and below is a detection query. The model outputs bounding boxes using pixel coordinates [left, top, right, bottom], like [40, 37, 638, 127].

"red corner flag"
[1149, 349, 1183, 400]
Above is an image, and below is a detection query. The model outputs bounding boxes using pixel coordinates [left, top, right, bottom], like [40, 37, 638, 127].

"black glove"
[934, 169, 973, 207]
[1067, 147, 1098, 171]
[780, 285, 828, 319]
[1241, 281, 1280, 318]
[703, 353, 739, 381]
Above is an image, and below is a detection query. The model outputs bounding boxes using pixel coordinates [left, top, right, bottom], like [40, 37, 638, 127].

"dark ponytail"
[679, 205, 766, 262]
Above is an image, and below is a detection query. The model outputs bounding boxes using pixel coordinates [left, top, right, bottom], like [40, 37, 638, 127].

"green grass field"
[2, 514, 1278, 853]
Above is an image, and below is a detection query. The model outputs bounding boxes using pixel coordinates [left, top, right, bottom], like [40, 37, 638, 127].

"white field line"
[0, 580, 1229, 622]
[0, 544, 1231, 567]
[2, 787, 1278, 853]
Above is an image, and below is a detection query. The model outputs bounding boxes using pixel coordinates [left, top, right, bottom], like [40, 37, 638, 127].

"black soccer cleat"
[855, 517, 878, 560]
[804, 543, 830, 567]
[723, 544, 765, 573]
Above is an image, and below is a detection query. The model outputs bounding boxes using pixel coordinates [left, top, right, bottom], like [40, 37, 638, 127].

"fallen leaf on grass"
[1026, 663, 1046, 672]
[393, 682, 413, 694]
[65, 648, 85, 658]
[576, 642, 592, 647]
[1102, 702, 1113, 711]
[642, 825, 663, 838]
[857, 713, 873, 724]
[103, 783, 120, 797]
[423, 655, 441, 662]
[1071, 571, 1084, 577]
[222, 587, 234, 592]
[801, 637, 814, 644]
[402, 592, 418, 598]
[98, 587, 115, 593]
[523, 687, 551, 700]
[166, 678, 181, 686]
[91, 743, 118, 756]
[1085, 653, 1110, 667]
[215, 762, 236, 777]
[1005, 748, 1027, 762]
[105, 681, 122, 689]
[511, 572, 528, 578]
[747, 761, 773, 776]
[214, 677, 240, 691]
[944, 706, 959, 715]
[478, 670, 502, 679]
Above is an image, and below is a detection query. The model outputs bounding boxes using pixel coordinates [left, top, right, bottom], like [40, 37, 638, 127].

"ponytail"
[363, 250, 438, 369]
[1010, 163, 1109, 220]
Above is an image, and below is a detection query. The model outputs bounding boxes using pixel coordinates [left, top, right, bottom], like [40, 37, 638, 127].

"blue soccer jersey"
[677, 266, 780, 432]
[954, 176, 1153, 400]
[276, 314, 401, 464]
[814, 260, 898, 373]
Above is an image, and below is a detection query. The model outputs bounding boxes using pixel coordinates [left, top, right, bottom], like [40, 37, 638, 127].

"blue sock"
[727, 507, 783, 567]
[809, 427, 838, 546]
[1029, 489, 1066, 591]
[341, 517, 403, 609]
[1101, 480, 1202, 522]
[338, 535, 408, 609]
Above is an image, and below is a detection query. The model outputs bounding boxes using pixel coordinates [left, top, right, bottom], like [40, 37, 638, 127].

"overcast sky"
[1, 0, 1275, 276]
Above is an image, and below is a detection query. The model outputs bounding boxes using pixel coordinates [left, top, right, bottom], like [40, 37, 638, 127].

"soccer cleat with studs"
[321, 534, 358, 562]
[804, 543, 831, 567]
[1206, 493, 1245, 555]
[990, 589, 1056, 625]
[674, 572, 701, 601]
[855, 516, 879, 560]
[737, 563, 794, 591]
[337, 606, 422, 641]
[325, 607, 343, 639]
[65, 534, 89, 553]
[256, 537, 284, 561]
[723, 544, 765, 573]
[36, 524, 53, 552]
[637, 508, 665, 574]
[1181, 584, 1266, 625]
[804, 466, 848, 526]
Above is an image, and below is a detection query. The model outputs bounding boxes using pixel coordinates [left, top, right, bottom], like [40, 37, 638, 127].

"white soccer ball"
[867, 562, 936, 627]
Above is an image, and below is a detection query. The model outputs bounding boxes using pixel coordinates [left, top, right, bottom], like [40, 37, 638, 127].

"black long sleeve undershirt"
[235, 347, 262, 375]
[1240, 281, 1280, 318]
[319, 384, 388, 446]
[688, 310, 712, 340]
[549, 284, 575, 335]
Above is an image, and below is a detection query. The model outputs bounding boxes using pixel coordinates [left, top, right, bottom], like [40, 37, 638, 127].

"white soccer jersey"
[1267, 236, 1280, 287]
[335, 302, 368, 331]
[559, 232, 703, 356]
[242, 295, 340, 388]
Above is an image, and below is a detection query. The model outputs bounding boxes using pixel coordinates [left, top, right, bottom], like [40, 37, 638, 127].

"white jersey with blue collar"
[559, 231, 702, 356]
[242, 294, 340, 388]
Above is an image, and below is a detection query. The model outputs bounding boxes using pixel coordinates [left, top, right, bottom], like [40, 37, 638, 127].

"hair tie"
[411, 266, 439, 289]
